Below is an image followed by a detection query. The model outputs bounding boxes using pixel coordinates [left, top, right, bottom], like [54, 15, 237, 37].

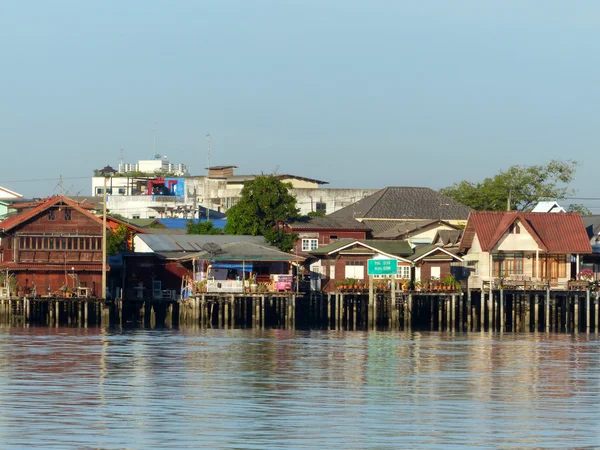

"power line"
[0, 176, 89, 183]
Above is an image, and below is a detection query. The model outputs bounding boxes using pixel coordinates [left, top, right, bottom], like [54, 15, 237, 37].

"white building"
[92, 164, 379, 219]
[119, 154, 188, 177]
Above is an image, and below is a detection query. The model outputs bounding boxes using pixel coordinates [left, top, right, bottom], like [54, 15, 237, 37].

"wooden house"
[127, 234, 304, 298]
[308, 239, 413, 292]
[0, 196, 143, 296]
[459, 211, 592, 290]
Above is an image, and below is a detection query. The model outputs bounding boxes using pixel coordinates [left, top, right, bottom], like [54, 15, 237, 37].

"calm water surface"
[0, 327, 598, 449]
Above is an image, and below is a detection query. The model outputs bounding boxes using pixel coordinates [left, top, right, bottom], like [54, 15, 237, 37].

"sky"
[1, 1, 600, 209]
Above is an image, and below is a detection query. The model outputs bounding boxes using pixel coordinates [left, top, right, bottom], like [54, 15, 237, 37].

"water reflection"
[0, 327, 598, 448]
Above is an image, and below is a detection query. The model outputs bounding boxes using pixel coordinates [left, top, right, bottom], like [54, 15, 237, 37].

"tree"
[567, 204, 592, 215]
[186, 220, 224, 235]
[225, 175, 300, 251]
[107, 224, 128, 255]
[440, 160, 578, 211]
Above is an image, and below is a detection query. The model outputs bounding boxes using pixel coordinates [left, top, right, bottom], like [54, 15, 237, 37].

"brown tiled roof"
[328, 187, 471, 220]
[460, 211, 592, 254]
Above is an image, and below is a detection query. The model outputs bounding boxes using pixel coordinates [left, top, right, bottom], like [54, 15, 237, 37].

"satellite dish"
[202, 243, 223, 256]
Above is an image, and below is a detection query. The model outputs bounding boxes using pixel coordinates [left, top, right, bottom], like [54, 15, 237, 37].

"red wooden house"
[0, 196, 142, 296]
[285, 216, 371, 257]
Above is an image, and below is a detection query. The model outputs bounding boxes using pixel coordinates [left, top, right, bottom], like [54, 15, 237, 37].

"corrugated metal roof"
[172, 241, 303, 262]
[460, 211, 592, 254]
[137, 233, 266, 253]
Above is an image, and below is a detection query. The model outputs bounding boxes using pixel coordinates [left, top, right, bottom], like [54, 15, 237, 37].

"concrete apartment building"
[92, 161, 378, 219]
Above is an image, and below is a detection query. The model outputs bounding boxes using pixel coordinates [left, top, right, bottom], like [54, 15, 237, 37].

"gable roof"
[286, 216, 371, 231]
[0, 186, 23, 200]
[0, 196, 105, 232]
[434, 229, 463, 247]
[410, 244, 463, 262]
[459, 211, 592, 254]
[367, 219, 459, 239]
[135, 233, 267, 253]
[328, 187, 471, 221]
[0, 195, 145, 236]
[174, 241, 304, 262]
[309, 239, 413, 260]
[531, 201, 566, 213]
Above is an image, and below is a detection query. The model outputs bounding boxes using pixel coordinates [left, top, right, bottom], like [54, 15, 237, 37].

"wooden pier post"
[430, 296, 435, 331]
[368, 276, 374, 329]
[534, 294, 539, 332]
[525, 294, 531, 332]
[467, 290, 473, 331]
[574, 294, 579, 333]
[586, 290, 590, 333]
[545, 289, 550, 332]
[499, 290, 504, 332]
[480, 291, 485, 331]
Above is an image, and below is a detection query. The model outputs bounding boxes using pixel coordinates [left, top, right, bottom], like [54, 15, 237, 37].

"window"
[398, 265, 410, 279]
[430, 266, 441, 279]
[96, 188, 104, 195]
[132, 215, 140, 219]
[466, 260, 479, 276]
[373, 266, 410, 279]
[118, 188, 126, 194]
[493, 253, 524, 277]
[302, 239, 318, 251]
[64, 209, 71, 221]
[345, 261, 365, 279]
[316, 202, 327, 213]
[48, 210, 56, 221]
[509, 223, 520, 234]
[329, 235, 338, 241]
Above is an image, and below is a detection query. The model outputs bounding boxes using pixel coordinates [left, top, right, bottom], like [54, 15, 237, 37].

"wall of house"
[418, 261, 453, 281]
[290, 188, 379, 216]
[292, 230, 368, 256]
[497, 227, 540, 251]
[409, 225, 455, 243]
[12, 271, 102, 296]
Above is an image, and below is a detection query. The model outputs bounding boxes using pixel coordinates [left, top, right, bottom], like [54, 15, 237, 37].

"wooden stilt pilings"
[1, 288, 596, 332]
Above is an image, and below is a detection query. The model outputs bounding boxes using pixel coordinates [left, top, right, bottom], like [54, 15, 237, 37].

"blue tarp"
[158, 218, 227, 229]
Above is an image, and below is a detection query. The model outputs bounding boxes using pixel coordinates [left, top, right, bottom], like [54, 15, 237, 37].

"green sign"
[367, 259, 398, 276]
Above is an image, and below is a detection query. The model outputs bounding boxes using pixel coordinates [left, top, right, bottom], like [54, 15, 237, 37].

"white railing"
[206, 280, 244, 294]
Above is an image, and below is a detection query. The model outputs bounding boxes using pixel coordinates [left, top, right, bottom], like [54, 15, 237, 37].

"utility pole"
[206, 133, 211, 221]
[507, 190, 512, 211]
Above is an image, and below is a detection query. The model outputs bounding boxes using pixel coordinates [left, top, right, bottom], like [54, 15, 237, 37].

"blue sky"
[1, 1, 599, 209]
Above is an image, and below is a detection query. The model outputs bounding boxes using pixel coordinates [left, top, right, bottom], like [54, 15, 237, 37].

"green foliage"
[567, 204, 592, 215]
[107, 224, 128, 255]
[0, 272, 18, 292]
[225, 175, 300, 251]
[307, 211, 326, 218]
[440, 160, 578, 211]
[186, 220, 224, 235]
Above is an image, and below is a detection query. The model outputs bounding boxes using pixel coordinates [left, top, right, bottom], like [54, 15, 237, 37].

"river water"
[0, 327, 598, 449]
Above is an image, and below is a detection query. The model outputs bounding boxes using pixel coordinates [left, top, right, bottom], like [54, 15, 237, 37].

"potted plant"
[443, 274, 457, 291]
[402, 280, 410, 291]
[248, 275, 258, 293]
